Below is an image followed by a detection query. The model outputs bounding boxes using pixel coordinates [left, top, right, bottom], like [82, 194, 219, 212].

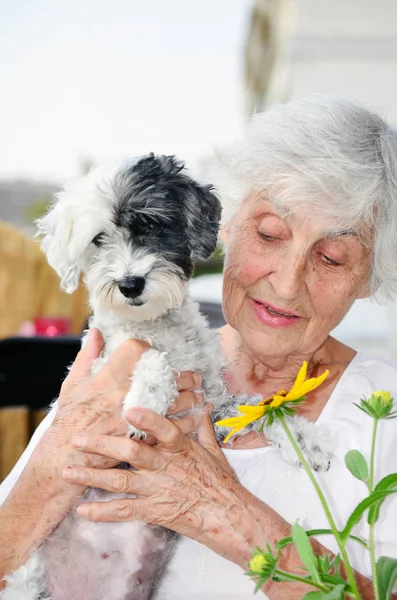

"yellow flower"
[215, 361, 329, 443]
[369, 390, 392, 407]
[248, 552, 269, 575]
[356, 389, 396, 420]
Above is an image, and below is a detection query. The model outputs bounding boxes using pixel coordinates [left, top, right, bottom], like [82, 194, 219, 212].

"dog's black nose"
[118, 276, 146, 299]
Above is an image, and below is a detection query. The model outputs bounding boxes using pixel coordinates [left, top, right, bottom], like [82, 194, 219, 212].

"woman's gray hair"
[208, 94, 397, 300]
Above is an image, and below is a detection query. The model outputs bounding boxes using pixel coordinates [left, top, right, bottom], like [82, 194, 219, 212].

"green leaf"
[340, 490, 397, 542]
[300, 585, 347, 600]
[320, 573, 350, 587]
[276, 529, 368, 551]
[321, 584, 347, 599]
[291, 523, 321, 584]
[353, 400, 377, 418]
[368, 473, 397, 524]
[376, 556, 397, 600]
[345, 450, 369, 483]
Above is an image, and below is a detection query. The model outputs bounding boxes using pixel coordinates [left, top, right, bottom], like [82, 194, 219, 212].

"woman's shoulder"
[324, 350, 397, 426]
[347, 350, 397, 389]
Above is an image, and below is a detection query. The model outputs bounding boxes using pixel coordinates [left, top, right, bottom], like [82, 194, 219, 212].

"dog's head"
[36, 154, 221, 321]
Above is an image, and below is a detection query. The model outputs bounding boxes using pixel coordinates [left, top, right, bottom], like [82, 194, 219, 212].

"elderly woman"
[1, 94, 397, 600]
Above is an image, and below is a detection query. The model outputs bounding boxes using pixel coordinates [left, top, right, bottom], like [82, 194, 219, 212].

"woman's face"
[222, 192, 372, 361]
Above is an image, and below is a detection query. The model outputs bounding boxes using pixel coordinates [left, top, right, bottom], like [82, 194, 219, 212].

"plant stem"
[368, 418, 380, 600]
[274, 568, 329, 592]
[278, 414, 361, 599]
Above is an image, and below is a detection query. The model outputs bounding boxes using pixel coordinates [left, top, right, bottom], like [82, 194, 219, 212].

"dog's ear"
[184, 183, 222, 260]
[35, 167, 112, 293]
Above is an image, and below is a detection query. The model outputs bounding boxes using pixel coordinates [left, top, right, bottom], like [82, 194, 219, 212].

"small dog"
[1, 154, 332, 600]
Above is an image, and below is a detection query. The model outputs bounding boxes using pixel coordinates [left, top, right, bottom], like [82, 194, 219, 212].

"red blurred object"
[34, 317, 71, 337]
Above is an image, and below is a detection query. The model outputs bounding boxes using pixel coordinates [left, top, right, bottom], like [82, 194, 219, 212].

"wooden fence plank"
[31, 409, 48, 433]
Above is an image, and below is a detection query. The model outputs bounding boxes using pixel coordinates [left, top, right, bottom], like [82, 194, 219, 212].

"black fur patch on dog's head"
[112, 154, 221, 278]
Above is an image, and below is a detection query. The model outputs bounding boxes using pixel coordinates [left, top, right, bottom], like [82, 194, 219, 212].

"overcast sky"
[0, 0, 251, 183]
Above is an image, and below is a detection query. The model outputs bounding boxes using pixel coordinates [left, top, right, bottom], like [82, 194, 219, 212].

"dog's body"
[1, 155, 332, 600]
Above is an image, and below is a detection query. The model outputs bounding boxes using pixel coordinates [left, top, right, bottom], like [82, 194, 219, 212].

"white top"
[1, 351, 397, 599]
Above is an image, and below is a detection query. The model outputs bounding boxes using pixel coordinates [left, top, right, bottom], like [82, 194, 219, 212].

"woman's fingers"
[167, 390, 202, 415]
[125, 408, 185, 451]
[63, 465, 146, 496]
[76, 498, 144, 522]
[175, 371, 202, 391]
[169, 412, 203, 435]
[198, 405, 225, 456]
[71, 432, 162, 469]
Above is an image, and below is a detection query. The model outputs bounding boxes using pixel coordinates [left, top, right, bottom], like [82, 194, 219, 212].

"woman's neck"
[218, 324, 355, 399]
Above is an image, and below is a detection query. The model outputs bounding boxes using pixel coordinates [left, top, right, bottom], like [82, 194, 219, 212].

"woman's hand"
[42, 328, 203, 472]
[62, 407, 246, 560]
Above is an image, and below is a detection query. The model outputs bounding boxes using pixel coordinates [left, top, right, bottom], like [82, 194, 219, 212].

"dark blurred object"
[0, 336, 81, 481]
[0, 336, 81, 410]
[199, 302, 225, 329]
[34, 316, 71, 337]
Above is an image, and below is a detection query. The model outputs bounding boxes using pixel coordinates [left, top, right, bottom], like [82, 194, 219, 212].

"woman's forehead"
[248, 192, 368, 240]
[239, 191, 373, 247]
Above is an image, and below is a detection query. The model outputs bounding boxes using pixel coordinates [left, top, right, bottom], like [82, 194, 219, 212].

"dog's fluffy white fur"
[1, 154, 332, 600]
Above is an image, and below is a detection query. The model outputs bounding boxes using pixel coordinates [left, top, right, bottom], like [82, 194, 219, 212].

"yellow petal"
[269, 394, 287, 408]
[237, 405, 267, 417]
[215, 417, 241, 428]
[285, 361, 307, 399]
[286, 368, 329, 400]
[223, 427, 241, 443]
[215, 409, 266, 443]
[293, 361, 308, 391]
[221, 415, 258, 442]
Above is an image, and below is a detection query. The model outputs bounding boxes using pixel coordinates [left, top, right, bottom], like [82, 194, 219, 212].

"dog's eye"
[92, 232, 105, 247]
[146, 222, 163, 235]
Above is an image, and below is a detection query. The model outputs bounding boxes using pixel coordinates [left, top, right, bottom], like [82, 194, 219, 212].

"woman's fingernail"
[195, 392, 203, 406]
[77, 505, 89, 517]
[193, 373, 202, 386]
[125, 408, 143, 423]
[72, 434, 86, 448]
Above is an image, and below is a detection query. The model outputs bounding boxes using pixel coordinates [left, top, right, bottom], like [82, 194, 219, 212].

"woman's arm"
[0, 429, 84, 582]
[0, 331, 202, 585]
[63, 407, 377, 600]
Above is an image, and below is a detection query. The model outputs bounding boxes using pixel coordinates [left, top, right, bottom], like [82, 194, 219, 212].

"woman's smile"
[251, 298, 302, 328]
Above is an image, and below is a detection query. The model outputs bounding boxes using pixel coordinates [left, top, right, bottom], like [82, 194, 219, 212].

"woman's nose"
[268, 252, 306, 301]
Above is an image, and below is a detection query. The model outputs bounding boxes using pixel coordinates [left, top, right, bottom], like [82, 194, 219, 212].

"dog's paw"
[127, 423, 147, 440]
[265, 416, 333, 472]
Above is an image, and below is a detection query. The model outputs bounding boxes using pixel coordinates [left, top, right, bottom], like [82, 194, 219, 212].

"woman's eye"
[321, 254, 341, 266]
[92, 232, 105, 247]
[258, 231, 277, 241]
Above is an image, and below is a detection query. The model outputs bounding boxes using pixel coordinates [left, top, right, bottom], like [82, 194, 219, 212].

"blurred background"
[1, 0, 397, 480]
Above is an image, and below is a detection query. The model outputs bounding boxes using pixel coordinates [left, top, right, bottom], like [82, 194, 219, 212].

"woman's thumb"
[197, 404, 219, 455]
[68, 328, 104, 380]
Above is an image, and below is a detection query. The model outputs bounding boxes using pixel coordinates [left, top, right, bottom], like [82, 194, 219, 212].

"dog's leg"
[264, 415, 332, 472]
[0, 552, 51, 600]
[123, 349, 178, 438]
[212, 395, 332, 472]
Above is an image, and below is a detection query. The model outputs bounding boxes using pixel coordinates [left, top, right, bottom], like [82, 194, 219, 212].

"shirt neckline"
[222, 350, 364, 456]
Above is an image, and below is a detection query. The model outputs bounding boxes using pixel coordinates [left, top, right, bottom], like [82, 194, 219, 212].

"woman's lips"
[251, 299, 302, 328]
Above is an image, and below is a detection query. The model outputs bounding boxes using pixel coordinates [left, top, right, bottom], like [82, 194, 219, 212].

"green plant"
[216, 369, 397, 599]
